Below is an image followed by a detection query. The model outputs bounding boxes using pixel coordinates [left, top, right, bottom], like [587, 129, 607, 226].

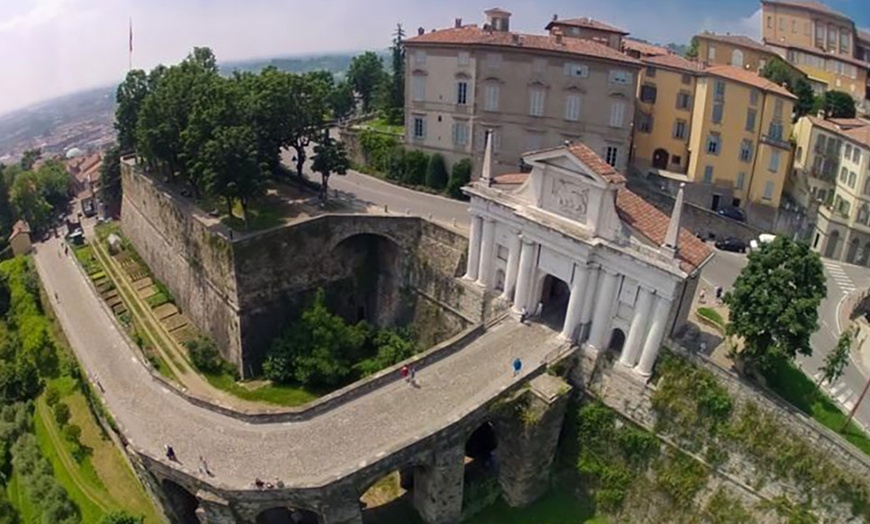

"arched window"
[731, 49, 744, 68]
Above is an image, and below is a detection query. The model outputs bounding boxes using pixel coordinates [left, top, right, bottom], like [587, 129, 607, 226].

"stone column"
[195, 491, 236, 524]
[497, 374, 572, 507]
[577, 266, 600, 342]
[477, 218, 497, 288]
[321, 483, 364, 524]
[512, 238, 537, 313]
[586, 270, 621, 353]
[464, 215, 483, 281]
[501, 230, 522, 301]
[635, 295, 673, 377]
[618, 286, 655, 368]
[560, 265, 589, 341]
[413, 444, 465, 524]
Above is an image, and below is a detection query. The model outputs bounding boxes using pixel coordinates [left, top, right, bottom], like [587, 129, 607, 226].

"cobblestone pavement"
[34, 236, 563, 489]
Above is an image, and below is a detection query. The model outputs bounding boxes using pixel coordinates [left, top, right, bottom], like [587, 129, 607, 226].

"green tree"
[684, 36, 699, 59]
[404, 150, 429, 186]
[792, 78, 815, 119]
[355, 328, 416, 376]
[760, 56, 793, 87]
[330, 80, 356, 121]
[19, 149, 41, 171]
[99, 511, 143, 524]
[447, 158, 473, 199]
[286, 72, 331, 178]
[53, 402, 70, 426]
[10, 171, 51, 231]
[233, 67, 295, 173]
[184, 337, 223, 374]
[0, 164, 12, 236]
[383, 24, 406, 125]
[99, 146, 122, 216]
[724, 237, 826, 372]
[347, 52, 386, 114]
[115, 69, 150, 153]
[35, 161, 72, 212]
[311, 135, 349, 201]
[425, 153, 448, 190]
[201, 125, 265, 227]
[760, 57, 814, 119]
[62, 424, 81, 443]
[818, 90, 856, 118]
[817, 328, 853, 388]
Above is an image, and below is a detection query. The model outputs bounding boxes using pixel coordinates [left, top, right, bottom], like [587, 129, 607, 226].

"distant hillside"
[220, 51, 389, 80]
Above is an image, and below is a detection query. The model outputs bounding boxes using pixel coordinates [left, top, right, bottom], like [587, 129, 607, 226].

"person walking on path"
[512, 357, 522, 377]
[409, 365, 417, 386]
[199, 455, 211, 476]
[401, 364, 410, 384]
[165, 444, 177, 462]
[519, 306, 528, 325]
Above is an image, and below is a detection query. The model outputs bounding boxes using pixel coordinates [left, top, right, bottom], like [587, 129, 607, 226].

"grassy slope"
[6, 472, 38, 524]
[464, 486, 607, 524]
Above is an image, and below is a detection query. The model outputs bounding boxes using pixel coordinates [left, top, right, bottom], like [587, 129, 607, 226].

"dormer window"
[609, 70, 631, 86]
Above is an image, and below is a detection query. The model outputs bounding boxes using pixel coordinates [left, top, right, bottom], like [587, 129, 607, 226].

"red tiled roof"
[546, 17, 628, 35]
[566, 143, 627, 184]
[408, 26, 641, 66]
[642, 53, 704, 74]
[493, 173, 529, 185]
[615, 189, 712, 272]
[845, 126, 870, 148]
[705, 65, 797, 99]
[829, 117, 870, 130]
[695, 33, 773, 55]
[807, 115, 847, 133]
[623, 38, 671, 57]
[764, 39, 870, 68]
[760, 0, 852, 22]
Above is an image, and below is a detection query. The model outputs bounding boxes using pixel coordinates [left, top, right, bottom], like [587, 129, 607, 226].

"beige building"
[404, 9, 641, 175]
[786, 115, 843, 210]
[811, 119, 870, 263]
[695, 33, 779, 72]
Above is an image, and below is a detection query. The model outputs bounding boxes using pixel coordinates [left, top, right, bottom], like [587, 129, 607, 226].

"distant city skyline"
[2, 0, 869, 116]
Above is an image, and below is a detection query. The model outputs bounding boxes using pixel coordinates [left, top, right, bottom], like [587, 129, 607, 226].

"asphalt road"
[701, 246, 870, 431]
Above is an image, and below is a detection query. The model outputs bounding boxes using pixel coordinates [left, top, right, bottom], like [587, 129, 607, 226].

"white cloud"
[700, 8, 762, 39]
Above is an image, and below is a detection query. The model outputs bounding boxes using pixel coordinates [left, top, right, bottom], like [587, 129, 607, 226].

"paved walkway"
[34, 236, 563, 490]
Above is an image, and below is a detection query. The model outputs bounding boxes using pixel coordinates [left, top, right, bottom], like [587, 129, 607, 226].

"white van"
[749, 233, 777, 252]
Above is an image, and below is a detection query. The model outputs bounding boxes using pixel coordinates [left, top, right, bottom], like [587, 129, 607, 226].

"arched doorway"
[824, 230, 840, 258]
[538, 275, 570, 330]
[463, 422, 500, 512]
[255, 507, 319, 524]
[161, 479, 200, 524]
[494, 269, 506, 292]
[607, 328, 626, 355]
[863, 241, 870, 267]
[359, 468, 422, 523]
[847, 237, 860, 264]
[731, 49, 744, 68]
[652, 148, 669, 169]
[331, 233, 404, 327]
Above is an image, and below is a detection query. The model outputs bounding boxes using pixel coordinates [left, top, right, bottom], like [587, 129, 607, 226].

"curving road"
[34, 236, 563, 490]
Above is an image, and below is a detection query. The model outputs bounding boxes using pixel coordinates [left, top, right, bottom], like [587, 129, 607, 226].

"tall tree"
[330, 80, 356, 121]
[384, 24, 406, 125]
[724, 237, 826, 372]
[684, 36, 699, 59]
[98, 147, 122, 217]
[792, 78, 815, 119]
[817, 328, 853, 389]
[19, 149, 41, 171]
[760, 57, 814, 121]
[0, 164, 12, 235]
[286, 72, 331, 178]
[10, 172, 51, 231]
[201, 125, 265, 227]
[234, 67, 293, 173]
[311, 134, 349, 201]
[819, 90, 857, 118]
[115, 69, 150, 154]
[347, 52, 386, 114]
[34, 161, 71, 212]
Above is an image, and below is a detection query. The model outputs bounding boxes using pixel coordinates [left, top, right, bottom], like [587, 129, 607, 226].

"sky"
[1, 0, 868, 117]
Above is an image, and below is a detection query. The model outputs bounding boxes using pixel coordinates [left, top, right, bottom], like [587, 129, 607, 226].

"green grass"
[220, 199, 284, 232]
[696, 307, 724, 328]
[764, 359, 870, 455]
[358, 117, 404, 136]
[7, 470, 40, 523]
[464, 485, 607, 524]
[145, 291, 169, 309]
[73, 245, 101, 275]
[204, 372, 319, 407]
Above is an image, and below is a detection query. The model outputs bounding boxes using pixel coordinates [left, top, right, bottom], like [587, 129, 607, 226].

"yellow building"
[632, 54, 703, 175]
[786, 115, 843, 210]
[686, 65, 796, 224]
[695, 33, 778, 72]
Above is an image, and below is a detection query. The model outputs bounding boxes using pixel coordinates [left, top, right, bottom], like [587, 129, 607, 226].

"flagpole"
[128, 17, 133, 71]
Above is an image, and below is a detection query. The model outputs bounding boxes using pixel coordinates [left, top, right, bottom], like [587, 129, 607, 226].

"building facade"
[695, 33, 778, 72]
[632, 54, 703, 177]
[786, 115, 842, 210]
[685, 65, 795, 225]
[463, 138, 711, 376]
[404, 9, 641, 176]
[812, 120, 870, 263]
[760, 0, 870, 110]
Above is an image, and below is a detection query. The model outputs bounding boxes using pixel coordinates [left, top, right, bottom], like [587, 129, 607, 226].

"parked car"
[749, 233, 777, 252]
[717, 206, 746, 222]
[714, 237, 747, 253]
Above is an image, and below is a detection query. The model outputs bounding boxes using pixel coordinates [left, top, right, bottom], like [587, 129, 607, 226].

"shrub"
[425, 153, 449, 190]
[404, 150, 429, 186]
[63, 424, 81, 443]
[185, 337, 223, 374]
[100, 511, 144, 524]
[53, 402, 70, 426]
[447, 158, 473, 199]
[44, 385, 60, 407]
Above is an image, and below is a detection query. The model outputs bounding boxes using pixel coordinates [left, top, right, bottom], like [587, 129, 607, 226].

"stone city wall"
[120, 162, 243, 365]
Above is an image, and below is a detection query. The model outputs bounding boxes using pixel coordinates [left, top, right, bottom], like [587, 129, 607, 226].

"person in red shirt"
[400, 364, 410, 383]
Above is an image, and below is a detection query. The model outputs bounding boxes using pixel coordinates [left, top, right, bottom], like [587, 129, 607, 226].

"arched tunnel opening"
[161, 479, 201, 524]
[359, 467, 423, 523]
[255, 506, 319, 524]
[463, 422, 500, 511]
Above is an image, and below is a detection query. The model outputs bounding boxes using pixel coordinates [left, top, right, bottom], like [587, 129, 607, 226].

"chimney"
[455, 18, 462, 28]
[512, 33, 520, 44]
[662, 183, 685, 259]
[418, 27, 425, 36]
[552, 14, 558, 21]
[555, 30, 563, 45]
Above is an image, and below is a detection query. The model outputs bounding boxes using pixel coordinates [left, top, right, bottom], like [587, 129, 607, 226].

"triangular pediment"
[523, 147, 610, 189]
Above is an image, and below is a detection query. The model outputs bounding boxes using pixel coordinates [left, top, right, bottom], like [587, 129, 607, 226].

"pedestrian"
[54, 291, 59, 302]
[165, 444, 177, 462]
[536, 301, 544, 317]
[512, 357, 522, 377]
[96, 380, 104, 393]
[400, 364, 410, 383]
[715, 286, 723, 304]
[409, 365, 417, 386]
[519, 306, 528, 324]
[699, 289, 706, 304]
[199, 455, 210, 476]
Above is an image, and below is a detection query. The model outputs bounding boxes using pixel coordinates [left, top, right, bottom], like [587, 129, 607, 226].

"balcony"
[761, 134, 791, 150]
[809, 168, 836, 184]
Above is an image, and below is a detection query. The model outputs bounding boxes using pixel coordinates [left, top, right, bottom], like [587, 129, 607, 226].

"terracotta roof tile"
[764, 39, 870, 68]
[493, 173, 529, 185]
[704, 65, 797, 99]
[642, 53, 704, 73]
[845, 126, 870, 149]
[760, 0, 851, 22]
[615, 189, 712, 272]
[546, 17, 628, 35]
[695, 33, 773, 55]
[829, 117, 870, 130]
[807, 115, 847, 133]
[622, 38, 671, 57]
[407, 26, 642, 66]
[566, 142, 626, 183]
